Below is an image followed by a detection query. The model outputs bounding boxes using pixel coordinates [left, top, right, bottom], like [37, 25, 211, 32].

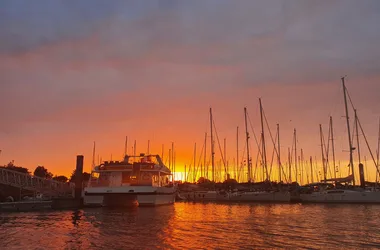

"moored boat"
[84, 154, 176, 207]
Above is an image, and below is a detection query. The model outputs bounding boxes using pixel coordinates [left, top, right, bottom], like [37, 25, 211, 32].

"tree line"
[0, 161, 91, 183]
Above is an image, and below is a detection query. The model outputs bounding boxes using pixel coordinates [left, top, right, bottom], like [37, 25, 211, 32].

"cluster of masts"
[90, 77, 380, 186]
[183, 77, 380, 186]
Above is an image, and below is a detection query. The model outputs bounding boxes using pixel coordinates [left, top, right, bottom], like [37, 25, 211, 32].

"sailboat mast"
[330, 116, 337, 179]
[294, 129, 298, 183]
[92, 141, 96, 170]
[172, 142, 175, 183]
[288, 147, 292, 183]
[224, 138, 227, 179]
[310, 156, 314, 183]
[124, 136, 128, 156]
[210, 108, 215, 182]
[193, 142, 197, 183]
[354, 109, 361, 163]
[236, 126, 239, 181]
[301, 149, 304, 185]
[319, 124, 326, 182]
[204, 132, 207, 178]
[277, 124, 282, 182]
[259, 98, 269, 181]
[377, 117, 380, 184]
[342, 77, 355, 185]
[244, 107, 251, 182]
[147, 140, 150, 155]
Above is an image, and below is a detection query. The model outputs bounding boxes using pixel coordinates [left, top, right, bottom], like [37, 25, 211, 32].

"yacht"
[300, 182, 380, 203]
[84, 154, 176, 207]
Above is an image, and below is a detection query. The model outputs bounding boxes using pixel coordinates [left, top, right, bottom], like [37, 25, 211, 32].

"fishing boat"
[83, 154, 176, 207]
[300, 77, 380, 203]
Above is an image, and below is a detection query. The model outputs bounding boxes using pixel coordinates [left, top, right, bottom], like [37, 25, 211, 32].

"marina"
[1, 1, 380, 248]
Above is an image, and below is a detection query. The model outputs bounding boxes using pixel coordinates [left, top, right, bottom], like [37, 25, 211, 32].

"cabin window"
[91, 172, 100, 179]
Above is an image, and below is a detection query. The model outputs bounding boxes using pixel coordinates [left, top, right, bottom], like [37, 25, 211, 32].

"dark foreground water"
[1, 202, 380, 249]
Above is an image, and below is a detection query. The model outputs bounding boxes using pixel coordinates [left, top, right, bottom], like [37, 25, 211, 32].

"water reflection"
[1, 203, 380, 249]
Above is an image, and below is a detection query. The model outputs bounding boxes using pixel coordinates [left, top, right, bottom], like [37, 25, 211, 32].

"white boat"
[84, 154, 176, 207]
[229, 190, 291, 202]
[300, 188, 380, 203]
[300, 78, 380, 203]
[182, 190, 230, 202]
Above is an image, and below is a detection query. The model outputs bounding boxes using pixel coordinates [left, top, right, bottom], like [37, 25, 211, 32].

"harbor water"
[1, 202, 380, 249]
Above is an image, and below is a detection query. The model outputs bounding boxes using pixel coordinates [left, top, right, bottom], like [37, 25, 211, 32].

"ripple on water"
[1, 203, 380, 249]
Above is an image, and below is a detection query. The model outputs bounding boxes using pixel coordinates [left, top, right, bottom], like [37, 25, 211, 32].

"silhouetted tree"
[69, 170, 91, 183]
[0, 161, 29, 174]
[197, 177, 212, 184]
[33, 166, 53, 179]
[52, 175, 68, 183]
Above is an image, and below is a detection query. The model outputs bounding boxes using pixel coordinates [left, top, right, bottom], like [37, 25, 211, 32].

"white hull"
[229, 191, 291, 202]
[181, 190, 291, 202]
[300, 190, 380, 203]
[182, 191, 230, 201]
[84, 186, 176, 206]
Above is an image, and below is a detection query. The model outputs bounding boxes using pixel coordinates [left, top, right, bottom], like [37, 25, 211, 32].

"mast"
[92, 141, 96, 170]
[354, 109, 361, 164]
[342, 77, 355, 185]
[288, 147, 292, 183]
[310, 156, 314, 183]
[210, 108, 215, 182]
[193, 142, 197, 183]
[377, 117, 380, 184]
[300, 149, 304, 185]
[236, 126, 239, 181]
[277, 124, 282, 182]
[294, 129, 298, 183]
[330, 116, 337, 179]
[172, 142, 175, 184]
[259, 98, 269, 181]
[244, 107, 251, 182]
[224, 138, 227, 179]
[319, 124, 326, 182]
[204, 132, 207, 178]
[124, 136, 128, 156]
[134, 140, 137, 156]
[147, 140, 150, 154]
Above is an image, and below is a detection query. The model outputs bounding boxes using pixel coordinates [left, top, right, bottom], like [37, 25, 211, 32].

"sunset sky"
[1, 0, 380, 182]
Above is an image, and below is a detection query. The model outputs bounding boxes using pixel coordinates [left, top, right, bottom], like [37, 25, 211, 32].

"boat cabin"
[88, 154, 172, 188]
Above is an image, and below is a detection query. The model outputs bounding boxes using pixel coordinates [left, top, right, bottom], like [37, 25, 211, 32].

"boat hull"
[83, 186, 176, 207]
[180, 191, 291, 202]
[300, 190, 380, 203]
[182, 191, 230, 202]
[229, 191, 291, 202]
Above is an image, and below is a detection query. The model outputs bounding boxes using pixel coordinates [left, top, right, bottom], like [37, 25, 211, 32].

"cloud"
[0, 0, 380, 177]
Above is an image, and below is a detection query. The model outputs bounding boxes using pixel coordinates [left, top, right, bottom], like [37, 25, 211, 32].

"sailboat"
[180, 108, 230, 202]
[300, 77, 380, 203]
[228, 101, 291, 202]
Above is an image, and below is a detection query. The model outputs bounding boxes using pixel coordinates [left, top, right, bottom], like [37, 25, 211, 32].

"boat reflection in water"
[84, 154, 176, 207]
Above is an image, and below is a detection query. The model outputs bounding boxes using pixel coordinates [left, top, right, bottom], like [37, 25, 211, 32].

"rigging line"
[238, 140, 247, 182]
[262, 106, 286, 180]
[212, 118, 228, 175]
[321, 128, 334, 179]
[268, 137, 276, 179]
[247, 111, 262, 156]
[357, 116, 380, 176]
[194, 138, 206, 180]
[253, 137, 261, 183]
